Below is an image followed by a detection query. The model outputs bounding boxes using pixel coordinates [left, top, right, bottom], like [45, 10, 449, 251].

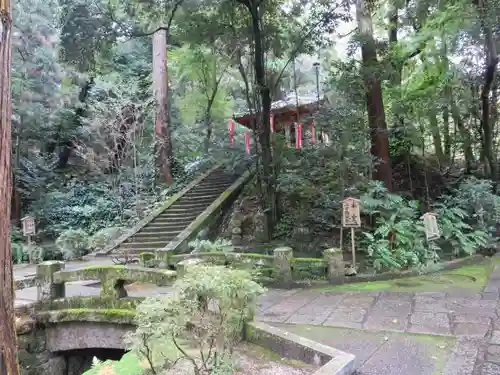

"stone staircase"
[111, 166, 239, 256]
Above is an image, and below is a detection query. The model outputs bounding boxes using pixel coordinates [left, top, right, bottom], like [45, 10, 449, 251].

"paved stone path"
[13, 258, 500, 375]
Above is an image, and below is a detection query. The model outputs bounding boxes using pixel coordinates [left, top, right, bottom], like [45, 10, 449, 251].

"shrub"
[56, 229, 90, 260]
[189, 238, 233, 253]
[126, 265, 265, 374]
[89, 226, 127, 250]
[11, 243, 46, 264]
[360, 181, 489, 272]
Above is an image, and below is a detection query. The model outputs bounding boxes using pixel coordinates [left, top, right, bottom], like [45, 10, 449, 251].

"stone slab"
[408, 312, 451, 336]
[486, 345, 500, 364]
[452, 323, 490, 337]
[481, 362, 500, 375]
[356, 335, 452, 375]
[363, 314, 409, 332]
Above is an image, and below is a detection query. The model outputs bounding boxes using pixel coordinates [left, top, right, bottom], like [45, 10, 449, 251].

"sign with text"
[421, 212, 440, 241]
[22, 216, 36, 236]
[342, 197, 361, 228]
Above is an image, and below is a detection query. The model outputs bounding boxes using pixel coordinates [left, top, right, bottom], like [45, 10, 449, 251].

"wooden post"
[341, 197, 361, 270]
[351, 227, 356, 267]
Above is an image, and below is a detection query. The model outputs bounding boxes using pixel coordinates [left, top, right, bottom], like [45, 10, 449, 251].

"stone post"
[157, 249, 172, 269]
[273, 247, 293, 284]
[324, 248, 344, 280]
[36, 261, 65, 302]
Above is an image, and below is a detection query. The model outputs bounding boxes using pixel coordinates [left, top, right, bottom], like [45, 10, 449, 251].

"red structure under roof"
[233, 94, 324, 132]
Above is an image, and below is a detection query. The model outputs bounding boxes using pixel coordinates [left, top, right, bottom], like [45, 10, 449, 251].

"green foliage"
[89, 226, 127, 250]
[126, 265, 265, 374]
[56, 229, 90, 260]
[360, 181, 489, 272]
[189, 238, 233, 253]
[361, 182, 431, 271]
[291, 258, 327, 280]
[441, 178, 500, 229]
[11, 243, 46, 264]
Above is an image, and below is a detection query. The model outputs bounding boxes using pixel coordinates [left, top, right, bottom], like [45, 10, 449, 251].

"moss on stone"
[53, 266, 176, 299]
[37, 308, 136, 324]
[45, 296, 142, 311]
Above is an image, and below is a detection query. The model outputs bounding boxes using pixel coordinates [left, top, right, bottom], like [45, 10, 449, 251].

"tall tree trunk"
[244, 0, 277, 240]
[442, 104, 451, 161]
[450, 100, 474, 171]
[476, 0, 498, 178]
[152, 29, 173, 185]
[356, 0, 393, 191]
[0, 0, 20, 373]
[429, 106, 445, 164]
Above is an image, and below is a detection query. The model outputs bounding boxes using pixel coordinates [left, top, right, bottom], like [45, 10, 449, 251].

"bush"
[360, 181, 489, 272]
[126, 265, 265, 374]
[11, 243, 46, 264]
[89, 226, 127, 251]
[189, 238, 233, 253]
[56, 229, 90, 260]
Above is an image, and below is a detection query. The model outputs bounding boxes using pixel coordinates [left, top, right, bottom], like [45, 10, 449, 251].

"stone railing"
[33, 248, 343, 315]
[35, 262, 177, 312]
[153, 246, 345, 285]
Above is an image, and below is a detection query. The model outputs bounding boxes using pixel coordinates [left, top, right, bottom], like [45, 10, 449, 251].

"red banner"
[227, 119, 235, 147]
[245, 131, 251, 154]
[270, 115, 274, 133]
[310, 120, 316, 144]
[295, 122, 303, 149]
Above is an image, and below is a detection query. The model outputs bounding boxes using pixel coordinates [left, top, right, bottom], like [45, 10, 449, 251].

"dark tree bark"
[152, 29, 173, 185]
[476, 0, 499, 178]
[237, 0, 277, 240]
[0, 0, 20, 373]
[357, 0, 393, 191]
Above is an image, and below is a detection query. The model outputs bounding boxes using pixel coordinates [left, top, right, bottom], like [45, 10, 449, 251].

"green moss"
[315, 263, 492, 292]
[37, 308, 136, 324]
[291, 258, 327, 281]
[271, 323, 454, 375]
[45, 296, 142, 311]
[83, 265, 126, 270]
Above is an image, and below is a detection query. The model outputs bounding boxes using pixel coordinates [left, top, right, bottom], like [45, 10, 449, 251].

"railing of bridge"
[33, 247, 345, 315]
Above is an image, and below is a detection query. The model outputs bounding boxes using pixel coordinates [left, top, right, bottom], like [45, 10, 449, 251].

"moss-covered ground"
[315, 260, 495, 293]
[270, 323, 455, 375]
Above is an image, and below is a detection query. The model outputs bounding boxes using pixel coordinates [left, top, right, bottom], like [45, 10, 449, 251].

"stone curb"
[92, 163, 224, 257]
[246, 321, 356, 375]
[158, 168, 253, 255]
[274, 254, 487, 289]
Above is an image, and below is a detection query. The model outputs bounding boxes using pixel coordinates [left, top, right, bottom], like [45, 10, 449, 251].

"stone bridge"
[16, 262, 178, 375]
[14, 248, 346, 375]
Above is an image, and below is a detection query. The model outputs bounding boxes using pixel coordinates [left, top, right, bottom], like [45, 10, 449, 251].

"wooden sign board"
[21, 216, 36, 236]
[421, 212, 440, 241]
[342, 197, 361, 228]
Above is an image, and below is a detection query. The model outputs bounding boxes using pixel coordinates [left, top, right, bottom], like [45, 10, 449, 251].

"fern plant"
[360, 181, 435, 271]
[433, 203, 490, 257]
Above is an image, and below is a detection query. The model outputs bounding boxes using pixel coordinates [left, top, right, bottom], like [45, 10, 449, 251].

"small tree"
[126, 265, 265, 375]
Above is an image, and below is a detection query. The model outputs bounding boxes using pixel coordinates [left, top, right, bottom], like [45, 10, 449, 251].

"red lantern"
[310, 120, 316, 144]
[295, 122, 303, 149]
[227, 119, 235, 147]
[245, 131, 251, 154]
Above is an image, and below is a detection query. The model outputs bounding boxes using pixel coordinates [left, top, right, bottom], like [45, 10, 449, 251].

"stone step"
[120, 241, 171, 249]
[168, 201, 215, 209]
[180, 194, 222, 202]
[185, 187, 228, 196]
[115, 247, 161, 254]
[152, 215, 199, 223]
[130, 231, 181, 240]
[139, 227, 183, 235]
[141, 223, 190, 232]
[166, 206, 207, 214]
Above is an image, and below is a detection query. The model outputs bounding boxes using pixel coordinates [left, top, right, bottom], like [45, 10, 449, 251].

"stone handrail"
[37, 262, 177, 302]
[94, 163, 224, 256]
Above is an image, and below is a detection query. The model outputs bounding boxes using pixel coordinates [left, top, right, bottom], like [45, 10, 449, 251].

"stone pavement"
[13, 258, 500, 375]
